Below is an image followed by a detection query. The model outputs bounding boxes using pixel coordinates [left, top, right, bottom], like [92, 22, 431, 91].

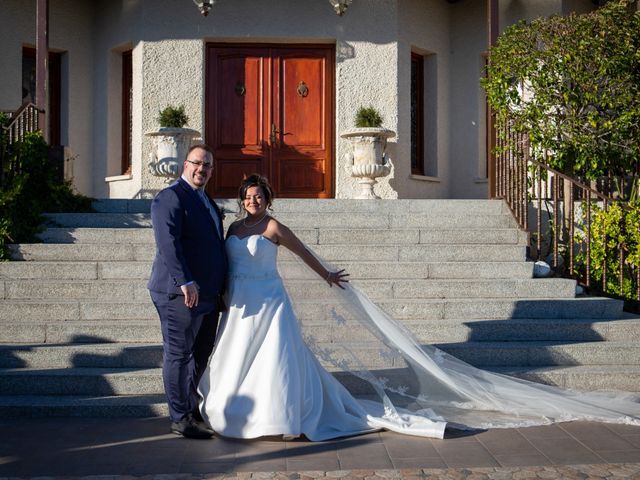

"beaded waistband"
[228, 270, 280, 280]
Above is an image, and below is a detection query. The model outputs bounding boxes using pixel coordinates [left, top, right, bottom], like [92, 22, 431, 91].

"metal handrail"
[493, 117, 640, 302]
[0, 103, 43, 186]
[2, 103, 41, 143]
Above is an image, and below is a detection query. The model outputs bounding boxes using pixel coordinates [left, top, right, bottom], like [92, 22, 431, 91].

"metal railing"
[494, 118, 640, 302]
[0, 103, 42, 186]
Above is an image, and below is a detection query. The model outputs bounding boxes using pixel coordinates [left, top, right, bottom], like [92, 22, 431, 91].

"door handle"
[270, 124, 292, 145]
[270, 124, 279, 145]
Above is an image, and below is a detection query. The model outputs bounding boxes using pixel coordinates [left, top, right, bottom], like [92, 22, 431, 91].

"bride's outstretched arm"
[269, 219, 349, 288]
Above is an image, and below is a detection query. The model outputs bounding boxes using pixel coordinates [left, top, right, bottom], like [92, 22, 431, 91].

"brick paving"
[1, 417, 639, 479]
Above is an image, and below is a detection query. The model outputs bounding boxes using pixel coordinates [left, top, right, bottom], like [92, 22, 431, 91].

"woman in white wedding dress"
[199, 175, 640, 441]
[198, 174, 394, 440]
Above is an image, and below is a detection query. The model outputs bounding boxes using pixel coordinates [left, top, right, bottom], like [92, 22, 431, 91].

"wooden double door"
[205, 44, 334, 198]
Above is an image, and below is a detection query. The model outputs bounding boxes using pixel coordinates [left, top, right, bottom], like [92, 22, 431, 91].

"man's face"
[183, 147, 213, 189]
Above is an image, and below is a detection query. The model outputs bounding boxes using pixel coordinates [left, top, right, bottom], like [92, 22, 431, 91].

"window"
[411, 51, 437, 178]
[410, 53, 424, 176]
[482, 53, 490, 179]
[121, 49, 132, 175]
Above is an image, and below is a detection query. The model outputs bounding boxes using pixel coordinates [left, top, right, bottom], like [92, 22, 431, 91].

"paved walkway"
[1, 417, 639, 478]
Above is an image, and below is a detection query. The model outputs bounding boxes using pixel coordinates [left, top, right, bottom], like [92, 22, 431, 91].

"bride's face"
[244, 186, 267, 217]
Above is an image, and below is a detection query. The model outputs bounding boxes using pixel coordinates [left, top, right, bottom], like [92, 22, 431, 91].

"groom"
[148, 144, 227, 439]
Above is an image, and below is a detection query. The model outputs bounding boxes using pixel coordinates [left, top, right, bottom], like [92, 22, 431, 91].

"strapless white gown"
[198, 235, 433, 440]
[199, 234, 640, 440]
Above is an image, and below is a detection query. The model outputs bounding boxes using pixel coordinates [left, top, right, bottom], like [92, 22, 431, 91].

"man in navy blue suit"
[148, 144, 227, 439]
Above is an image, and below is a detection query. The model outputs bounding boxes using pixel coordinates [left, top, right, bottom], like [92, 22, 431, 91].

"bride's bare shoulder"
[260, 217, 283, 242]
[265, 217, 287, 232]
[266, 218, 300, 246]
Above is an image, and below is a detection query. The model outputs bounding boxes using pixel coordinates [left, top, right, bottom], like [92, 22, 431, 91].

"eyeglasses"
[185, 159, 213, 169]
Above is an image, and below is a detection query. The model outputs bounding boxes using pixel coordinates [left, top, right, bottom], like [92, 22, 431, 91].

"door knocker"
[297, 81, 309, 98]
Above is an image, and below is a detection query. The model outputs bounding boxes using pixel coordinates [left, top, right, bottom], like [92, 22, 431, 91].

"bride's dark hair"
[237, 174, 274, 217]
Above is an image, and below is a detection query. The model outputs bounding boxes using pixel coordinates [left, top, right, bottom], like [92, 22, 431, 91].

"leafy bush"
[0, 178, 24, 260]
[0, 132, 93, 259]
[355, 107, 383, 128]
[574, 178, 640, 302]
[157, 105, 189, 128]
[575, 203, 639, 298]
[483, 0, 640, 181]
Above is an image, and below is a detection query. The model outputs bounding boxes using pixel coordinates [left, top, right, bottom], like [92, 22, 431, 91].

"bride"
[198, 174, 640, 441]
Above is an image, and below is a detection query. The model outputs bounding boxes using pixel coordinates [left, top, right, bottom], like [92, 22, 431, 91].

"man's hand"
[181, 283, 199, 308]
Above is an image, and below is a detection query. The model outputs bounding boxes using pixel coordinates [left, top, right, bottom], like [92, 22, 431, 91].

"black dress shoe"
[191, 408, 214, 433]
[170, 414, 214, 439]
[191, 407, 205, 423]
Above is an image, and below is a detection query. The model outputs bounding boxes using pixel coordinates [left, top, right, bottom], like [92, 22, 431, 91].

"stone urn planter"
[341, 127, 395, 199]
[145, 127, 200, 181]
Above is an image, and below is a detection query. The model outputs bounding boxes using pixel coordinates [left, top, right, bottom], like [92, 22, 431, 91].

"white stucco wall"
[139, 39, 204, 196]
[1, 0, 610, 199]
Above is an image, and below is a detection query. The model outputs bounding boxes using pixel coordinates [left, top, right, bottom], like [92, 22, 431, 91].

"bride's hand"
[326, 269, 349, 289]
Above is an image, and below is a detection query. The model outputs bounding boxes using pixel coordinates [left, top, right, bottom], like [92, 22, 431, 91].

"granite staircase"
[1, 199, 639, 417]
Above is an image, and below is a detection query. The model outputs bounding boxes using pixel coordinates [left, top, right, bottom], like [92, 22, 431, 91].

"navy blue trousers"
[150, 291, 220, 422]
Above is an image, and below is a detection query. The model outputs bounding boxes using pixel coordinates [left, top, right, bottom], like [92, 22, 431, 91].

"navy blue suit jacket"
[148, 177, 227, 299]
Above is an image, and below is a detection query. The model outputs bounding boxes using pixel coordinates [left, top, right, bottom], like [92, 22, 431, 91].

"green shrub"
[483, 0, 640, 182]
[574, 196, 640, 301]
[355, 107, 383, 128]
[157, 105, 189, 128]
[0, 132, 93, 259]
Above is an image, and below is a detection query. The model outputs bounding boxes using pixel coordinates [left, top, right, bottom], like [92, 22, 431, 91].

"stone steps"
[2, 317, 640, 345]
[0, 343, 163, 369]
[373, 297, 624, 321]
[0, 278, 577, 300]
[490, 365, 640, 392]
[45, 212, 518, 229]
[38, 227, 527, 246]
[0, 394, 168, 418]
[305, 317, 640, 344]
[0, 296, 624, 322]
[9, 243, 528, 262]
[3, 338, 640, 396]
[6, 364, 640, 399]
[4, 364, 640, 418]
[2, 198, 640, 418]
[81, 198, 512, 215]
[0, 260, 534, 280]
[439, 341, 640, 367]
[4, 340, 640, 370]
[0, 368, 165, 396]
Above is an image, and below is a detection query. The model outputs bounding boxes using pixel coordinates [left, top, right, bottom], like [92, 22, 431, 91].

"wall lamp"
[193, 0, 215, 17]
[328, 0, 352, 16]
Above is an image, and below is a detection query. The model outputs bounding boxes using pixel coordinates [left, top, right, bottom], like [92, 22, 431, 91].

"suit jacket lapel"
[203, 191, 225, 240]
[177, 178, 221, 237]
